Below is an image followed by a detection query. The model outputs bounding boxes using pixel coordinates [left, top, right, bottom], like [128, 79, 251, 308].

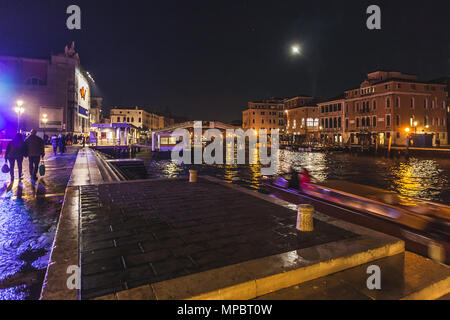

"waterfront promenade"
[0, 146, 79, 300]
[40, 148, 450, 300]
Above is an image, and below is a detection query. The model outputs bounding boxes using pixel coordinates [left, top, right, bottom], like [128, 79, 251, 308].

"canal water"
[137, 149, 450, 205]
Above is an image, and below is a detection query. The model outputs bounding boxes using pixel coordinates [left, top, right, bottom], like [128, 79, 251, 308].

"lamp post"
[14, 100, 25, 133]
[42, 114, 48, 143]
[413, 121, 418, 134]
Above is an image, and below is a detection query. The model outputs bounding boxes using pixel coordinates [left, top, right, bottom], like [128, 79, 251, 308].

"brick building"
[285, 102, 320, 144]
[110, 106, 174, 130]
[242, 98, 285, 132]
[343, 71, 448, 146]
[318, 95, 345, 144]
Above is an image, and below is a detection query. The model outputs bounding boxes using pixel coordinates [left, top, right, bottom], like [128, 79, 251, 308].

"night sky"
[0, 0, 449, 122]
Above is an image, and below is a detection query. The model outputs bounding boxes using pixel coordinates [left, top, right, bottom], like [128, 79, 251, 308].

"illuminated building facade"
[242, 96, 313, 133]
[0, 43, 93, 137]
[242, 98, 285, 132]
[318, 96, 345, 144]
[110, 106, 174, 130]
[344, 71, 448, 146]
[285, 103, 320, 143]
[241, 71, 448, 147]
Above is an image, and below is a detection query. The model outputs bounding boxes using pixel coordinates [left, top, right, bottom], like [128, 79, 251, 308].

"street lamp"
[14, 100, 25, 133]
[413, 121, 418, 134]
[42, 114, 48, 142]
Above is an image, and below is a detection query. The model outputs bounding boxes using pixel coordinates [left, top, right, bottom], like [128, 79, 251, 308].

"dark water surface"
[137, 149, 450, 205]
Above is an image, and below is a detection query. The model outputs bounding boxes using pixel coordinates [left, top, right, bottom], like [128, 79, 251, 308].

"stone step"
[256, 252, 450, 300]
[95, 233, 404, 300]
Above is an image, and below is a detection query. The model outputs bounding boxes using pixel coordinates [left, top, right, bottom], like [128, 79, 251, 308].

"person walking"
[58, 134, 65, 154]
[51, 135, 58, 155]
[4, 133, 27, 184]
[24, 129, 45, 181]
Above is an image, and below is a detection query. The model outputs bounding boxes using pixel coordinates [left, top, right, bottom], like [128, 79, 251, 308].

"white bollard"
[189, 170, 198, 183]
[296, 204, 314, 232]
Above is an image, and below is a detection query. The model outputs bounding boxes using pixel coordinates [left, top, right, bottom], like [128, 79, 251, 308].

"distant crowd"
[1, 131, 89, 185]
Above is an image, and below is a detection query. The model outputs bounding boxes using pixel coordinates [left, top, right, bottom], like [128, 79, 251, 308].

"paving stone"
[124, 250, 172, 267]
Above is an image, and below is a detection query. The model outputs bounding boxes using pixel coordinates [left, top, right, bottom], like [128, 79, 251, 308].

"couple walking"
[3, 130, 45, 183]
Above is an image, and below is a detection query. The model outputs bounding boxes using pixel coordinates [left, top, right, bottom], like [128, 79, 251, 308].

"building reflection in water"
[389, 158, 446, 203]
[141, 149, 450, 205]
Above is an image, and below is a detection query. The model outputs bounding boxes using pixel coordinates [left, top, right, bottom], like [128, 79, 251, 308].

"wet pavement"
[0, 146, 79, 300]
[78, 178, 357, 299]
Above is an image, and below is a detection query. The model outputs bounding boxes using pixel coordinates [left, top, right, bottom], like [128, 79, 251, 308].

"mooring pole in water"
[296, 204, 314, 232]
[388, 136, 392, 158]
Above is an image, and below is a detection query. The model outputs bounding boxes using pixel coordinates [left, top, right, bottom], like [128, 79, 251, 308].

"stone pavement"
[0, 146, 79, 300]
[40, 148, 407, 300]
[257, 251, 450, 300]
[78, 178, 359, 299]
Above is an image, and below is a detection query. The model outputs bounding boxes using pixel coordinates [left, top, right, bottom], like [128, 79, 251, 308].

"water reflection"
[138, 149, 450, 205]
[389, 158, 447, 203]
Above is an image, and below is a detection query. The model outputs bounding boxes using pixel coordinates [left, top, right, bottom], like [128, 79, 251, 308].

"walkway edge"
[40, 186, 80, 300]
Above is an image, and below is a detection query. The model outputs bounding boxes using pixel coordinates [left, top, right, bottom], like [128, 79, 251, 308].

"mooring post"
[296, 204, 314, 232]
[189, 170, 198, 183]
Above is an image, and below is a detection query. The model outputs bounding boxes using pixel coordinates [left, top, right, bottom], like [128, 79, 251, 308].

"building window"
[345, 118, 349, 130]
[373, 100, 377, 110]
[410, 97, 415, 109]
[386, 115, 391, 127]
[117, 117, 120, 122]
[26, 77, 45, 86]
[396, 97, 400, 108]
[396, 115, 400, 126]
[386, 97, 391, 108]
[373, 116, 377, 127]
[356, 118, 360, 128]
